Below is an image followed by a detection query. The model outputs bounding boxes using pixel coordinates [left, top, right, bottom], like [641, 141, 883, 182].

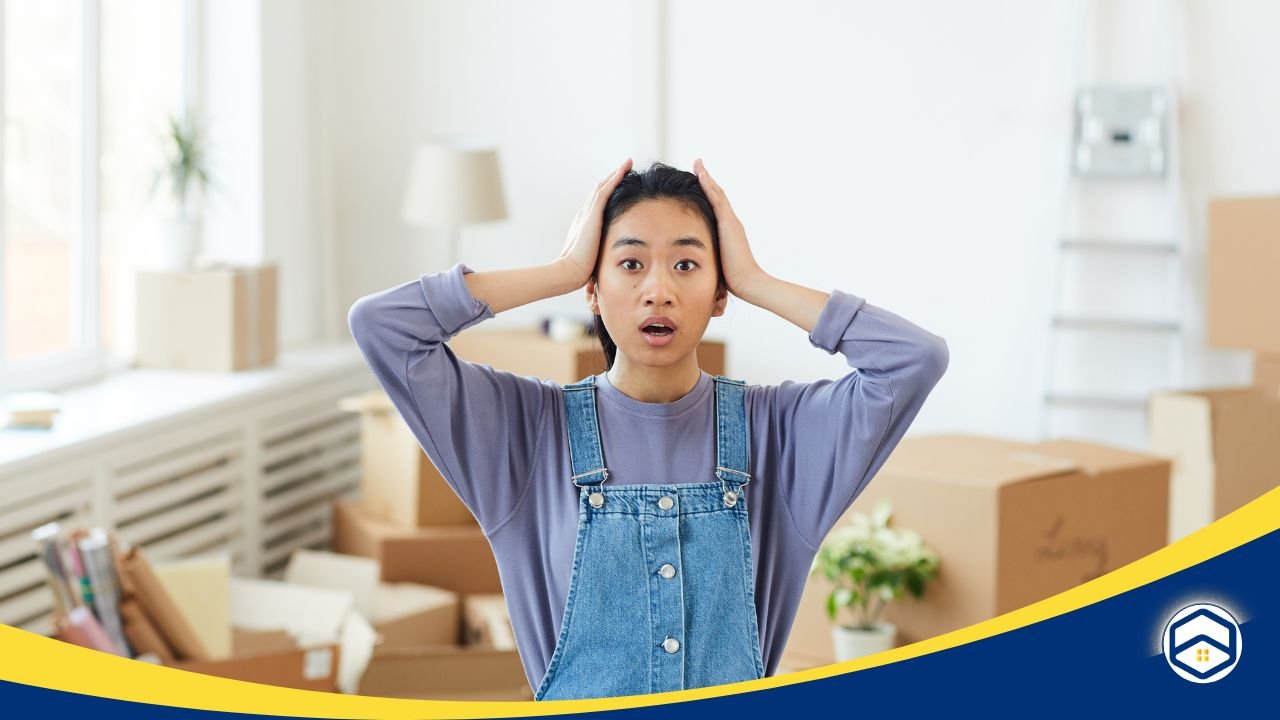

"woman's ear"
[585, 276, 601, 314]
[711, 285, 729, 318]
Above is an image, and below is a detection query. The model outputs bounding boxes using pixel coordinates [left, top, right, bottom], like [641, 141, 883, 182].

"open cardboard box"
[173, 629, 340, 692]
[223, 577, 377, 694]
[161, 575, 376, 694]
[286, 547, 529, 700]
[285, 549, 460, 647]
[782, 433, 1169, 669]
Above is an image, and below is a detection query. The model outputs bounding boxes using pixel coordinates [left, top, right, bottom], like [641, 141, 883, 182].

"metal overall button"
[723, 490, 738, 507]
[658, 563, 676, 579]
[657, 495, 674, 511]
[589, 491, 604, 508]
[662, 637, 680, 654]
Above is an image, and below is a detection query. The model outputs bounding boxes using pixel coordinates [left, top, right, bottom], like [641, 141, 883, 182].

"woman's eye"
[619, 257, 701, 269]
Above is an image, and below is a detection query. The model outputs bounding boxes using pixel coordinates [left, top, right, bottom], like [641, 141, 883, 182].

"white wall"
[315, 0, 662, 334]
[262, 0, 323, 346]
[201, 0, 262, 265]
[282, 0, 1279, 447]
[664, 0, 1073, 441]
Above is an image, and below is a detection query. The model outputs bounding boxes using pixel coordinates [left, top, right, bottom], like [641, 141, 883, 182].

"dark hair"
[590, 161, 728, 371]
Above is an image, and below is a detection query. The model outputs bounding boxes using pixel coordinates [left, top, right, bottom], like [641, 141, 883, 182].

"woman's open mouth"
[639, 320, 676, 347]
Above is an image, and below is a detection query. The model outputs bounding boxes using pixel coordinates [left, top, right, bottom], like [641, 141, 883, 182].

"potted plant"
[809, 498, 940, 661]
[149, 111, 215, 271]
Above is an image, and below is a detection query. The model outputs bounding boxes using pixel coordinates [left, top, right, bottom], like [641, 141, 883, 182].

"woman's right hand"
[556, 158, 633, 289]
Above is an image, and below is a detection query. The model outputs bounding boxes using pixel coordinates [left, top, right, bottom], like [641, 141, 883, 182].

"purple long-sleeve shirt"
[347, 262, 948, 691]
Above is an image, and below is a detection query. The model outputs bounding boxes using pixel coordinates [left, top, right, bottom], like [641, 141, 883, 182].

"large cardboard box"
[173, 630, 340, 693]
[332, 499, 501, 594]
[358, 644, 531, 700]
[782, 434, 1169, 669]
[1148, 387, 1280, 544]
[447, 328, 726, 383]
[1207, 196, 1280, 354]
[339, 391, 476, 529]
[135, 264, 278, 372]
[167, 577, 377, 694]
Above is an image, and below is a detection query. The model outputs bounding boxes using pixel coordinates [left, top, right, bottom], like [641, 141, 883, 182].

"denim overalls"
[534, 374, 766, 701]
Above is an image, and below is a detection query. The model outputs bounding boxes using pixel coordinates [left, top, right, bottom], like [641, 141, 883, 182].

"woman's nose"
[641, 271, 676, 305]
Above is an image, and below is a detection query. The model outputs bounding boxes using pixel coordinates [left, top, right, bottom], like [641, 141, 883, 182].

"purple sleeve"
[346, 262, 551, 534]
[756, 289, 949, 551]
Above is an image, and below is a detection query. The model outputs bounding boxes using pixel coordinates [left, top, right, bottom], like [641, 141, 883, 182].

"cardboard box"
[357, 644, 531, 700]
[224, 577, 377, 694]
[135, 264, 278, 372]
[331, 499, 501, 594]
[1255, 354, 1280, 399]
[1148, 387, 1280, 544]
[447, 328, 726, 383]
[285, 549, 460, 648]
[462, 593, 516, 650]
[338, 391, 477, 529]
[172, 629, 340, 693]
[782, 434, 1169, 669]
[1207, 196, 1280, 354]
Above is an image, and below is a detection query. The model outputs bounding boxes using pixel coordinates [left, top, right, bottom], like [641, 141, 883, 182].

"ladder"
[1039, 2, 1191, 451]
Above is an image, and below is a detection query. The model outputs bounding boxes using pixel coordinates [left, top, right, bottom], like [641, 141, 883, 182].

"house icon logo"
[1161, 603, 1242, 683]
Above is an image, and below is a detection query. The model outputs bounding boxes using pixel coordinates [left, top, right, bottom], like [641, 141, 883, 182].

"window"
[1, 0, 187, 393]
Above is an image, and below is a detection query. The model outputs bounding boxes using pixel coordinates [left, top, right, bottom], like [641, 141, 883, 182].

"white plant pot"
[832, 621, 897, 662]
[153, 215, 202, 272]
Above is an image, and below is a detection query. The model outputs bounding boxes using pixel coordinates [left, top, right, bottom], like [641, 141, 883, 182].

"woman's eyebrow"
[611, 236, 707, 250]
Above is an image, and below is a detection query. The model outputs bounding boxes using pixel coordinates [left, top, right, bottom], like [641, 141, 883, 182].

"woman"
[347, 158, 949, 701]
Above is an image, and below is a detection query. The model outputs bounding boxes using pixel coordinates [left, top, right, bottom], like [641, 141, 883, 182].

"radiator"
[0, 363, 376, 633]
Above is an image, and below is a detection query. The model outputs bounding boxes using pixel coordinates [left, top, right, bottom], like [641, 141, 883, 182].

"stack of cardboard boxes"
[333, 385, 525, 700]
[1149, 195, 1280, 543]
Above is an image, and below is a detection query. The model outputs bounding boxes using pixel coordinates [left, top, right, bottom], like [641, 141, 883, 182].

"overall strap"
[562, 375, 609, 487]
[713, 376, 751, 498]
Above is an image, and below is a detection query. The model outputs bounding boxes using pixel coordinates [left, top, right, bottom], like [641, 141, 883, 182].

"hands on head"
[557, 157, 762, 299]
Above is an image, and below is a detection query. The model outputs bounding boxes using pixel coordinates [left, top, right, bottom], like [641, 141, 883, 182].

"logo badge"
[1162, 603, 1242, 683]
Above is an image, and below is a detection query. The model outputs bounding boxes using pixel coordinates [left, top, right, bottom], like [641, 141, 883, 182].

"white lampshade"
[401, 141, 508, 228]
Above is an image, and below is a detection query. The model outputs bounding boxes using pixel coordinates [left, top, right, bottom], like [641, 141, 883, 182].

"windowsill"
[0, 340, 370, 473]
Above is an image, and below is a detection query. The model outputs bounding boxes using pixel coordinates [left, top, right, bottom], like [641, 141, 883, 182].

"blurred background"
[0, 0, 1276, 700]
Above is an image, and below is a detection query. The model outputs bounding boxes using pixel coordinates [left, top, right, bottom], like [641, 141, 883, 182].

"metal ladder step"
[1059, 238, 1179, 255]
[1051, 315, 1181, 333]
[1043, 392, 1148, 410]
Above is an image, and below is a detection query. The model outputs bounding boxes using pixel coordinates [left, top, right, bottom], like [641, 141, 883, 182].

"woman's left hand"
[694, 158, 765, 298]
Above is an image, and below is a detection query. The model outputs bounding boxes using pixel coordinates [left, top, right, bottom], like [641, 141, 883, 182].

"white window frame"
[0, 0, 198, 395]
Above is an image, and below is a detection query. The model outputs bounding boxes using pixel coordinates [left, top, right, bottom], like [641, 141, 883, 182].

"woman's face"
[587, 198, 727, 368]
